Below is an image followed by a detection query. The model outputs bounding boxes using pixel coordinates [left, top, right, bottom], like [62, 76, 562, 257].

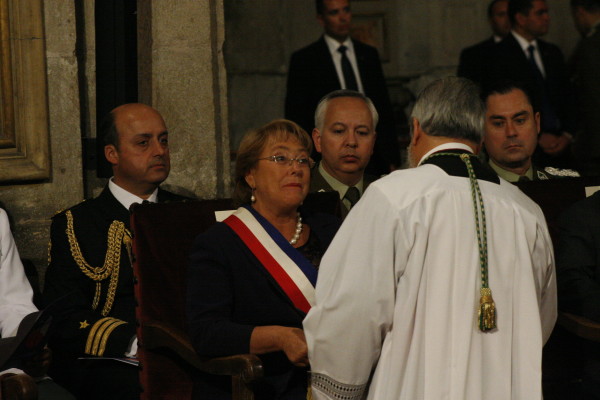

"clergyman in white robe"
[0, 208, 36, 339]
[304, 141, 557, 400]
[0, 208, 37, 376]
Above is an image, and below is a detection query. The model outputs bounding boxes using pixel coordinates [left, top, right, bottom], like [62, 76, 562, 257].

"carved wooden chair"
[130, 193, 341, 399]
[0, 373, 37, 400]
[130, 198, 261, 400]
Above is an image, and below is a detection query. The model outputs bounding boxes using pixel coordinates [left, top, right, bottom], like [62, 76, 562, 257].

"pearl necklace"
[289, 212, 303, 245]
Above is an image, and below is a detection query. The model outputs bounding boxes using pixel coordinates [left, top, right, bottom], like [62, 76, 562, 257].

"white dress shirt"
[323, 35, 364, 93]
[512, 30, 546, 78]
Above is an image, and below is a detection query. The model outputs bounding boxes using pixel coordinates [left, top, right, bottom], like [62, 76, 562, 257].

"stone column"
[138, 0, 230, 199]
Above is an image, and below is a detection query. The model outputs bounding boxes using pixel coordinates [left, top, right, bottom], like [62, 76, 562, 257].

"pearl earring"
[250, 189, 256, 203]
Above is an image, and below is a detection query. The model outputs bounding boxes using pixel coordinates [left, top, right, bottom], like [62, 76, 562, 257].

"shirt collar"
[511, 30, 537, 53]
[108, 178, 158, 210]
[417, 143, 474, 166]
[324, 34, 354, 54]
[318, 162, 364, 199]
[488, 159, 534, 182]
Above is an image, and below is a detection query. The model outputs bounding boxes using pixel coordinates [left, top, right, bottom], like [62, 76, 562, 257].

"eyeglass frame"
[258, 155, 316, 169]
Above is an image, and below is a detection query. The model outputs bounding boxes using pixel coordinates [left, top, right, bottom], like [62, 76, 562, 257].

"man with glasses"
[310, 90, 378, 217]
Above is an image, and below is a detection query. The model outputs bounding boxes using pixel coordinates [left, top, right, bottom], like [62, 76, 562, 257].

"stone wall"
[138, 0, 230, 200]
[0, 0, 84, 284]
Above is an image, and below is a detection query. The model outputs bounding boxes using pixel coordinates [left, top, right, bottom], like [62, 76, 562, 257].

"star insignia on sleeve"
[79, 320, 90, 329]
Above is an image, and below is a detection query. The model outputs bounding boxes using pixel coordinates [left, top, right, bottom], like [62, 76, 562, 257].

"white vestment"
[304, 145, 557, 400]
[0, 209, 37, 338]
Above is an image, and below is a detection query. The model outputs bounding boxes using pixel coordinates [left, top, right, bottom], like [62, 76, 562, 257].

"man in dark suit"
[310, 90, 378, 218]
[458, 0, 510, 82]
[43, 104, 188, 400]
[285, 0, 398, 176]
[483, 0, 575, 168]
[569, 0, 600, 176]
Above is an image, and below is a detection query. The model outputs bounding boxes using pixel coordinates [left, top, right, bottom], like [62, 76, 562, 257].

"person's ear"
[534, 111, 541, 134]
[317, 14, 325, 28]
[410, 118, 422, 147]
[515, 12, 527, 28]
[312, 128, 323, 153]
[245, 170, 256, 190]
[104, 145, 119, 166]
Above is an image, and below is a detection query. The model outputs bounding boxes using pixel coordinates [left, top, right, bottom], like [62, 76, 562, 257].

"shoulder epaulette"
[543, 167, 581, 178]
[52, 198, 88, 218]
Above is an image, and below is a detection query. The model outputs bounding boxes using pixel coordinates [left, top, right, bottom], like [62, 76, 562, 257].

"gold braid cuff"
[84, 317, 127, 356]
[65, 210, 131, 315]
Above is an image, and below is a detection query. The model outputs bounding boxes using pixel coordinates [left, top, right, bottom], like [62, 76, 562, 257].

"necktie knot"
[338, 45, 347, 54]
[344, 186, 360, 208]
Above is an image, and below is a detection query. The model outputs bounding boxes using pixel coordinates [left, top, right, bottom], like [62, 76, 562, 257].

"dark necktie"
[344, 186, 360, 208]
[527, 45, 559, 132]
[338, 45, 358, 91]
[527, 45, 544, 81]
[518, 175, 531, 182]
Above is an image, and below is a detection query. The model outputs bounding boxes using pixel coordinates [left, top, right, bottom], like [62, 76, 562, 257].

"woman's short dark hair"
[233, 119, 313, 206]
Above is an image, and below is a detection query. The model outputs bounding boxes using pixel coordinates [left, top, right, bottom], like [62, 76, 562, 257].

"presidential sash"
[223, 205, 316, 313]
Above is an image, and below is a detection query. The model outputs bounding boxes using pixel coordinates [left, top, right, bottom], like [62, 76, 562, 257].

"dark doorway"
[94, 0, 138, 178]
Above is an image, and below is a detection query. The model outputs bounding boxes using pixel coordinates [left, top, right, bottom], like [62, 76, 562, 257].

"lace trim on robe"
[311, 372, 367, 400]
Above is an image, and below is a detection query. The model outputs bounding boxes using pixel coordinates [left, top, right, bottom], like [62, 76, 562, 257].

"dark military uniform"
[309, 163, 378, 219]
[43, 185, 187, 399]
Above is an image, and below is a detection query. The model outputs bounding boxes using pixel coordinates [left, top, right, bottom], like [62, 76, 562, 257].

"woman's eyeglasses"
[258, 155, 315, 169]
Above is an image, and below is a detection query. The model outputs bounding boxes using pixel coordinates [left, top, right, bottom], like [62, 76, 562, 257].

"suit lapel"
[317, 36, 343, 88]
[95, 186, 130, 228]
[506, 34, 529, 66]
[353, 39, 370, 89]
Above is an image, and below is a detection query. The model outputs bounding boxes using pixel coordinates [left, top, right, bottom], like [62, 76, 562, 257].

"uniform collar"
[318, 162, 364, 200]
[488, 159, 534, 182]
[108, 178, 158, 210]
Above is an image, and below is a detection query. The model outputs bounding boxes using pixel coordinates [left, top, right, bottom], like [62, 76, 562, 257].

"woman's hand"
[250, 326, 309, 367]
[279, 327, 308, 367]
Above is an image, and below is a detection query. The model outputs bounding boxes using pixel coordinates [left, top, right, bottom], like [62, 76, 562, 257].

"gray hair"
[410, 77, 484, 144]
[314, 90, 379, 131]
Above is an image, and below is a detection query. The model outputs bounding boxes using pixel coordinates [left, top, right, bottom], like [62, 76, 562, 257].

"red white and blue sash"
[224, 205, 316, 313]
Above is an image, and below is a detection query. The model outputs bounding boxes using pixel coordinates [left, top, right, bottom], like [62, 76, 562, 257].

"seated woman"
[187, 119, 340, 399]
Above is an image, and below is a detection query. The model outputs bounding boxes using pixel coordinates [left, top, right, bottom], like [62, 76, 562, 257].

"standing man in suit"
[43, 104, 188, 400]
[458, 0, 511, 82]
[285, 0, 398, 176]
[484, 0, 575, 168]
[569, 0, 600, 176]
[310, 90, 377, 218]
